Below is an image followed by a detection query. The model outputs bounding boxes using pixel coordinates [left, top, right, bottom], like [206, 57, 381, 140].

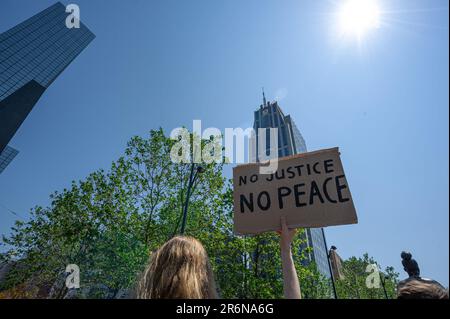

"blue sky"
[0, 0, 448, 286]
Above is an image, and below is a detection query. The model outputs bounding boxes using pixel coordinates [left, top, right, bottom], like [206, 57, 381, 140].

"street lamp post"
[380, 272, 390, 299]
[322, 228, 338, 299]
[179, 163, 204, 235]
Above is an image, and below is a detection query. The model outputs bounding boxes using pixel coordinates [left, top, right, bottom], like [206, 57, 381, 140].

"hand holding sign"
[277, 216, 297, 249]
[278, 216, 302, 299]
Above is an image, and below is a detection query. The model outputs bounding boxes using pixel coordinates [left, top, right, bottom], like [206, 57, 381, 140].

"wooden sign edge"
[232, 147, 340, 173]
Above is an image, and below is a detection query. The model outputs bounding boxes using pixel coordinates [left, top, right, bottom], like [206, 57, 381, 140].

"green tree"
[335, 253, 399, 299]
[1, 129, 227, 298]
[1, 128, 331, 299]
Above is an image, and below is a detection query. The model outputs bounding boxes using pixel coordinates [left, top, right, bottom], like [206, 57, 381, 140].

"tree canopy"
[0, 129, 397, 299]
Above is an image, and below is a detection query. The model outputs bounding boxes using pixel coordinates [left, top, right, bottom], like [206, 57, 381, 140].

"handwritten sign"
[233, 147, 358, 235]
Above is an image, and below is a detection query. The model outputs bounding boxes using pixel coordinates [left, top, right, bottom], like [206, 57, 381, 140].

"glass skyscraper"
[253, 94, 332, 279]
[0, 146, 19, 175]
[0, 2, 95, 173]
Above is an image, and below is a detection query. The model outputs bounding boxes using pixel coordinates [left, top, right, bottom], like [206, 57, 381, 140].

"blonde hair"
[136, 236, 218, 299]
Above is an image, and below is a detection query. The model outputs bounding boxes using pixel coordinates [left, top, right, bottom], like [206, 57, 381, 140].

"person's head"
[397, 278, 449, 299]
[135, 236, 218, 299]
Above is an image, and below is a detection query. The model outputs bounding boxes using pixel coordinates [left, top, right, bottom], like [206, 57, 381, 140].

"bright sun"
[338, 0, 381, 38]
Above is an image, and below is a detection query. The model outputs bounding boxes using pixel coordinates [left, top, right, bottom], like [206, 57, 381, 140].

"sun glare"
[338, 0, 381, 39]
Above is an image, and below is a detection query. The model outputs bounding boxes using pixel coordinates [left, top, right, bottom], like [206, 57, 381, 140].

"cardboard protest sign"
[233, 147, 357, 235]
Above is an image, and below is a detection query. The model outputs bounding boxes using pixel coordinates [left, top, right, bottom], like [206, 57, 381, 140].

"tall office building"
[0, 2, 95, 173]
[0, 146, 19, 175]
[253, 93, 332, 279]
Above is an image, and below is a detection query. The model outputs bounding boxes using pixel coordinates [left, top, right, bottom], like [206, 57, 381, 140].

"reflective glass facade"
[253, 100, 332, 279]
[0, 146, 19, 174]
[0, 2, 95, 174]
[0, 2, 95, 102]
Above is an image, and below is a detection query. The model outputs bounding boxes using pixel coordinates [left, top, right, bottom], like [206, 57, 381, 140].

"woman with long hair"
[135, 236, 218, 299]
[136, 217, 301, 299]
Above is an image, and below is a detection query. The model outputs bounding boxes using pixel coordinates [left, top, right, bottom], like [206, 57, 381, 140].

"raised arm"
[278, 216, 302, 299]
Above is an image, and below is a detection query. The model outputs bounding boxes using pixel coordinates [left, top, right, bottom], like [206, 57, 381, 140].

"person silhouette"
[401, 251, 420, 278]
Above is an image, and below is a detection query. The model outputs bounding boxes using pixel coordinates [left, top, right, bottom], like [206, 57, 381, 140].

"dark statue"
[401, 251, 420, 278]
[396, 251, 448, 299]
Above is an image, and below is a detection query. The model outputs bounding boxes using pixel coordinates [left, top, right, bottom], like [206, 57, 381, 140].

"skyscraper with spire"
[253, 92, 331, 279]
